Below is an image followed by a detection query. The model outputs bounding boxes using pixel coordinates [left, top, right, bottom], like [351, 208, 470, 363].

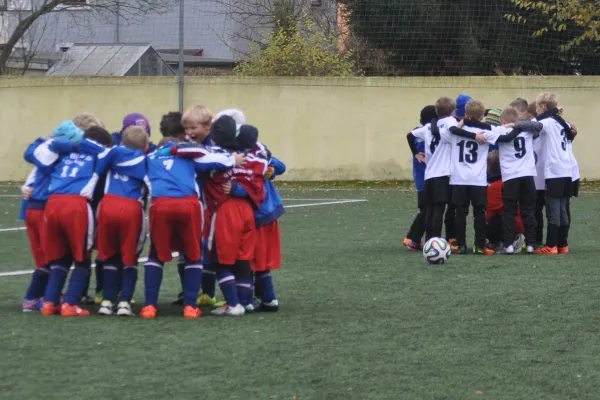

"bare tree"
[0, 0, 175, 75]
[204, 0, 338, 58]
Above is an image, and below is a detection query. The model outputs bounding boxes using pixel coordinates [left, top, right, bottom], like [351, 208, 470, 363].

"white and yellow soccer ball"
[423, 237, 451, 264]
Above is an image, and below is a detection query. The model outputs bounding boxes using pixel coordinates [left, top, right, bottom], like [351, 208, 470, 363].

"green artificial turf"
[1, 186, 600, 399]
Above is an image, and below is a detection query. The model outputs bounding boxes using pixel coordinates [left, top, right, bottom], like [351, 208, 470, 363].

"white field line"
[0, 199, 366, 278]
[0, 227, 26, 232]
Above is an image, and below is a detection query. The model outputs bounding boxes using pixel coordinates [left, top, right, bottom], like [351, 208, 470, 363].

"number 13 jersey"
[496, 126, 537, 183]
[449, 124, 500, 187]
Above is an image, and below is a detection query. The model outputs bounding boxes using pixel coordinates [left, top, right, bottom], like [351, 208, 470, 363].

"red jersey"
[203, 147, 267, 213]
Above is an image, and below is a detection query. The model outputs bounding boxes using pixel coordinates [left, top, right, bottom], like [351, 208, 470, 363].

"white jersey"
[495, 126, 536, 182]
[411, 116, 456, 181]
[539, 117, 572, 179]
[567, 140, 580, 181]
[449, 124, 499, 186]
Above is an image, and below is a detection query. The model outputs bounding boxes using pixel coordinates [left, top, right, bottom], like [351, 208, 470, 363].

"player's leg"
[472, 186, 491, 255]
[256, 221, 281, 312]
[96, 200, 121, 315]
[172, 254, 186, 305]
[23, 208, 49, 311]
[520, 177, 537, 254]
[451, 185, 468, 254]
[61, 201, 94, 316]
[234, 205, 256, 310]
[406, 192, 426, 250]
[177, 198, 204, 318]
[444, 203, 457, 245]
[536, 179, 561, 254]
[486, 214, 503, 251]
[499, 179, 519, 254]
[535, 190, 546, 248]
[430, 177, 450, 239]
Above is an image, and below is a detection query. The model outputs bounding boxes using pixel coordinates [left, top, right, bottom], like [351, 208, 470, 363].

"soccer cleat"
[402, 237, 411, 247]
[116, 301, 134, 317]
[245, 303, 255, 313]
[41, 302, 59, 316]
[197, 294, 217, 306]
[98, 300, 114, 316]
[210, 304, 245, 317]
[512, 234, 526, 254]
[534, 246, 558, 255]
[183, 305, 203, 318]
[94, 291, 104, 305]
[405, 240, 422, 251]
[558, 246, 569, 254]
[22, 299, 43, 312]
[139, 305, 158, 319]
[448, 238, 458, 246]
[80, 295, 95, 305]
[61, 303, 90, 317]
[451, 245, 467, 255]
[259, 299, 280, 312]
[498, 245, 514, 255]
[473, 247, 494, 255]
[526, 245, 535, 254]
[171, 292, 184, 305]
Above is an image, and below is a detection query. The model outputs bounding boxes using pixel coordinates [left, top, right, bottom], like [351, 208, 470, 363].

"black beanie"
[210, 115, 237, 149]
[420, 105, 437, 125]
[236, 124, 259, 152]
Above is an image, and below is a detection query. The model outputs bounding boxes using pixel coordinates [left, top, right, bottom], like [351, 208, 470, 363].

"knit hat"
[214, 109, 245, 133]
[236, 125, 259, 152]
[485, 109, 502, 126]
[455, 94, 472, 118]
[121, 113, 151, 136]
[210, 115, 238, 149]
[420, 105, 437, 125]
[53, 121, 84, 143]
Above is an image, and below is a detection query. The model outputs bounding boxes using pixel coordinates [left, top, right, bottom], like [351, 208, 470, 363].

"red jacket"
[487, 179, 524, 233]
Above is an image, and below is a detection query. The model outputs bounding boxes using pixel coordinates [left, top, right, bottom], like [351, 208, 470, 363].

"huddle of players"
[405, 92, 578, 256]
[19, 107, 286, 318]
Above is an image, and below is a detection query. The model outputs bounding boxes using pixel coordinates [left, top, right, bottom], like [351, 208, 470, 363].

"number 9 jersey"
[496, 126, 537, 183]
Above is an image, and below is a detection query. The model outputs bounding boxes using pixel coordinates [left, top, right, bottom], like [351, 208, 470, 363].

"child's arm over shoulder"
[192, 151, 237, 173]
[112, 149, 147, 180]
[24, 138, 65, 173]
[269, 156, 286, 179]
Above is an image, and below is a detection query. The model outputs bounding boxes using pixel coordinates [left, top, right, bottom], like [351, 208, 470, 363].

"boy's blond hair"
[500, 107, 519, 124]
[535, 92, 559, 108]
[73, 112, 103, 130]
[182, 105, 213, 125]
[122, 126, 149, 151]
[487, 150, 500, 175]
[435, 97, 456, 118]
[510, 98, 528, 113]
[465, 99, 486, 121]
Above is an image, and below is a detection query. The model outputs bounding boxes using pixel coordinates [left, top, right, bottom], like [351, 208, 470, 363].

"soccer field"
[1, 183, 600, 400]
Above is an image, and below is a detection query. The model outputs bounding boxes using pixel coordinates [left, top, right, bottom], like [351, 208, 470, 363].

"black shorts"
[424, 176, 450, 205]
[546, 177, 572, 198]
[572, 179, 580, 198]
[417, 191, 425, 209]
[451, 185, 487, 207]
[503, 176, 536, 203]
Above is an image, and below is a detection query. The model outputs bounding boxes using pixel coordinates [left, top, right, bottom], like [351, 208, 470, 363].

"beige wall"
[1, 76, 598, 182]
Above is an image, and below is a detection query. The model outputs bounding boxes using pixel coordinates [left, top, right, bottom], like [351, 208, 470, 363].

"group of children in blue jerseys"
[404, 92, 579, 256]
[19, 108, 285, 318]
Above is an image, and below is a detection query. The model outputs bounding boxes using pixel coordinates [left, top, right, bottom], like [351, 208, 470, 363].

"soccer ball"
[423, 237, 451, 264]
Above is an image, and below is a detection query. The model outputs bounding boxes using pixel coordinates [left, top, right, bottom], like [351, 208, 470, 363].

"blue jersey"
[413, 138, 425, 193]
[96, 146, 147, 201]
[24, 138, 78, 202]
[146, 143, 235, 199]
[48, 139, 108, 199]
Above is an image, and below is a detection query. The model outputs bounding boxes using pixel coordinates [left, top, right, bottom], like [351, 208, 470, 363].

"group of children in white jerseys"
[405, 92, 579, 255]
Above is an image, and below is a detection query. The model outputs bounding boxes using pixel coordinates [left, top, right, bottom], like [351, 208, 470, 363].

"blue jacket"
[413, 139, 425, 193]
[231, 155, 286, 228]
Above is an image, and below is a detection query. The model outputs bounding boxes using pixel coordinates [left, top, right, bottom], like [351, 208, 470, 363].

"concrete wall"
[0, 76, 598, 182]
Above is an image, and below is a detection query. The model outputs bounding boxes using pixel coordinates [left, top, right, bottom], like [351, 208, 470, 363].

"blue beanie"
[52, 121, 84, 143]
[456, 94, 472, 118]
[236, 125, 259, 152]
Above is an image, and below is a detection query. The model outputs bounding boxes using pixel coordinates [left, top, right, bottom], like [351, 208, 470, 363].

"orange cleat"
[60, 303, 90, 317]
[558, 246, 569, 254]
[535, 246, 558, 255]
[41, 302, 59, 316]
[139, 305, 158, 319]
[402, 238, 411, 247]
[183, 305, 202, 319]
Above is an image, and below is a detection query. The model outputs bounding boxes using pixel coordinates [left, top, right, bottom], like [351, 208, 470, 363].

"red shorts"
[149, 196, 202, 263]
[25, 208, 47, 267]
[251, 220, 281, 272]
[209, 198, 255, 265]
[43, 195, 94, 263]
[96, 194, 146, 266]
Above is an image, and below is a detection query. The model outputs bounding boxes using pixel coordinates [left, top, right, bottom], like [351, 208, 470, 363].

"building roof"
[46, 43, 174, 76]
